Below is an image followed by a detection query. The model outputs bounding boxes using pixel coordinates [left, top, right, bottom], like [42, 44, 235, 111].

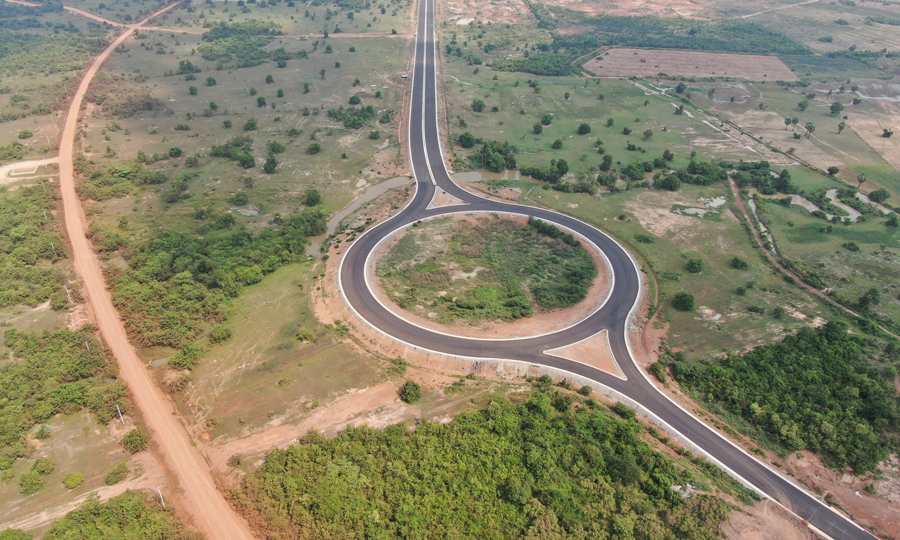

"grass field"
[145, 0, 415, 35]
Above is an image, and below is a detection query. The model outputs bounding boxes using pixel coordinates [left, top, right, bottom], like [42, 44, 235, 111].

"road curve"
[339, 0, 880, 538]
[56, 5, 256, 540]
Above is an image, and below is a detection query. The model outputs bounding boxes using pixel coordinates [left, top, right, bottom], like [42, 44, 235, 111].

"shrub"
[672, 292, 696, 311]
[471, 99, 485, 112]
[729, 257, 749, 270]
[550, 138, 562, 150]
[105, 462, 129, 485]
[209, 324, 232, 343]
[541, 113, 552, 126]
[169, 343, 204, 370]
[17, 130, 32, 139]
[168, 147, 183, 158]
[307, 143, 321, 155]
[296, 328, 317, 343]
[19, 470, 42, 495]
[349, 95, 361, 105]
[62, 472, 84, 489]
[243, 118, 258, 131]
[263, 154, 277, 173]
[458, 131, 476, 148]
[400, 380, 421, 403]
[121, 429, 149, 454]
[32, 457, 55, 475]
[223, 119, 233, 129]
[577, 123, 591, 135]
[304, 188, 322, 206]
[369, 130, 380, 140]
[685, 258, 704, 273]
[532, 123, 542, 135]
[611, 402, 636, 420]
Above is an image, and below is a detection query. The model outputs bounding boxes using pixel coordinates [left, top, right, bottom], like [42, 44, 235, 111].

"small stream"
[306, 176, 411, 257]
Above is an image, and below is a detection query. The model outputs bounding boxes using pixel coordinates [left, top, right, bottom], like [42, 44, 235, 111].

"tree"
[887, 213, 899, 227]
[577, 123, 591, 135]
[837, 121, 846, 134]
[206, 76, 216, 86]
[830, 102, 844, 115]
[672, 292, 696, 311]
[244, 118, 258, 131]
[349, 95, 361, 105]
[268, 140, 286, 154]
[335, 62, 341, 68]
[797, 100, 808, 111]
[223, 119, 232, 129]
[257, 96, 267, 107]
[532, 123, 542, 135]
[827, 166, 840, 176]
[541, 113, 553, 126]
[263, 154, 278, 174]
[458, 132, 476, 148]
[304, 188, 322, 206]
[729, 257, 749, 270]
[869, 188, 890, 204]
[168, 147, 182, 158]
[307, 143, 321, 155]
[121, 429, 149, 453]
[188, 86, 197, 95]
[550, 138, 563, 150]
[400, 380, 421, 403]
[675, 82, 687, 94]
[33, 457, 55, 475]
[857, 173, 867, 189]
[642, 129, 653, 141]
[784, 117, 791, 130]
[685, 258, 704, 273]
[564, 91, 570, 100]
[791, 117, 799, 130]
[662, 149, 675, 161]
[19, 470, 42, 495]
[320, 68, 326, 79]
[622, 127, 633, 135]
[266, 74, 274, 84]
[303, 82, 310, 94]
[277, 89, 284, 98]
[18, 130, 32, 139]
[606, 118, 614, 127]
[884, 128, 895, 138]
[804, 122, 815, 138]
[208, 101, 218, 111]
[856, 287, 881, 313]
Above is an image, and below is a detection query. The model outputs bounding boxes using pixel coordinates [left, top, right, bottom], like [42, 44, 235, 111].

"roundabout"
[336, 0, 880, 538]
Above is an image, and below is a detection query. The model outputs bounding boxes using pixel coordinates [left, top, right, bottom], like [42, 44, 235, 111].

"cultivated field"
[585, 48, 800, 81]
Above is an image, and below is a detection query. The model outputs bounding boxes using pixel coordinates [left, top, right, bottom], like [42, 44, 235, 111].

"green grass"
[146, 0, 414, 36]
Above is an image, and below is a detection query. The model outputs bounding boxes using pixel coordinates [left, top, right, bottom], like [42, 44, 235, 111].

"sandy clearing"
[55, 4, 256, 539]
[0, 157, 59, 186]
[544, 329, 624, 378]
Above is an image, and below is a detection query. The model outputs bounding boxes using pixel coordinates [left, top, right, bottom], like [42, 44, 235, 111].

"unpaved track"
[57, 5, 256, 540]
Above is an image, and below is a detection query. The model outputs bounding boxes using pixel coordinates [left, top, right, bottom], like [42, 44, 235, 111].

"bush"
[532, 123, 542, 135]
[577, 123, 591, 135]
[672, 292, 696, 311]
[729, 256, 749, 270]
[17, 130, 32, 139]
[169, 343, 204, 370]
[471, 99, 485, 112]
[243, 118, 258, 131]
[263, 154, 278, 173]
[349, 95, 361, 105]
[611, 402, 636, 420]
[304, 188, 322, 206]
[209, 324, 232, 343]
[458, 132, 476, 148]
[19, 470, 42, 495]
[400, 380, 421, 403]
[541, 113, 552, 126]
[223, 119, 233, 129]
[32, 457, 55, 475]
[307, 143, 321, 155]
[62, 472, 84, 489]
[104, 462, 129, 485]
[188, 86, 198, 95]
[168, 147, 183, 158]
[685, 258, 704, 273]
[296, 327, 316, 343]
[121, 429, 149, 454]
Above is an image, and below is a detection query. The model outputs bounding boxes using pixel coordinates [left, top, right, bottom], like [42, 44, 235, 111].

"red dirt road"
[57, 5, 256, 540]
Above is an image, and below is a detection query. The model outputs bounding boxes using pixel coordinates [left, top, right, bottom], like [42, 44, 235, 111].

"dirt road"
[56, 4, 256, 540]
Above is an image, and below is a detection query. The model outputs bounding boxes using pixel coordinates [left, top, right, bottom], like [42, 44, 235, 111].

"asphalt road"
[339, 0, 880, 538]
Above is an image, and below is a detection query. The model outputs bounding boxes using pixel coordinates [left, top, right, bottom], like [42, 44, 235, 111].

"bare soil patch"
[444, 0, 528, 24]
[371, 214, 611, 339]
[586, 49, 799, 81]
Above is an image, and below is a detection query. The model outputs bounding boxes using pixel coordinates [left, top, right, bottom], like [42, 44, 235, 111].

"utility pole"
[63, 285, 73, 304]
[116, 404, 125, 424]
[157, 486, 166, 508]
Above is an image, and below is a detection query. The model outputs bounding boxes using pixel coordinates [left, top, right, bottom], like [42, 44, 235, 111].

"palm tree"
[791, 118, 799, 131]
[804, 122, 815, 138]
[857, 173, 867, 189]
[837, 121, 846, 134]
[784, 117, 792, 130]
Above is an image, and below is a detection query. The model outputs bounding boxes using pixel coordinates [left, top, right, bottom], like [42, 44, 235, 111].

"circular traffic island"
[372, 214, 610, 339]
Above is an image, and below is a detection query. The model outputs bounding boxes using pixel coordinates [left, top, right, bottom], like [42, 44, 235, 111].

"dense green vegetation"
[0, 24, 110, 77]
[0, 329, 126, 472]
[37, 491, 197, 540]
[379, 217, 597, 323]
[672, 322, 900, 471]
[106, 208, 326, 350]
[235, 389, 729, 539]
[0, 185, 72, 310]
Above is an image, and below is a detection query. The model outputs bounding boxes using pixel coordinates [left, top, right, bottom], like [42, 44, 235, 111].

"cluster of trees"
[234, 390, 728, 539]
[327, 105, 377, 129]
[521, 158, 570, 183]
[84, 73, 163, 118]
[0, 141, 24, 161]
[0, 185, 73, 310]
[0, 329, 127, 474]
[729, 161, 794, 195]
[3, 492, 194, 540]
[109, 209, 326, 350]
[210, 135, 257, 169]
[672, 321, 900, 471]
[198, 21, 305, 68]
[0, 18, 108, 77]
[470, 139, 517, 172]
